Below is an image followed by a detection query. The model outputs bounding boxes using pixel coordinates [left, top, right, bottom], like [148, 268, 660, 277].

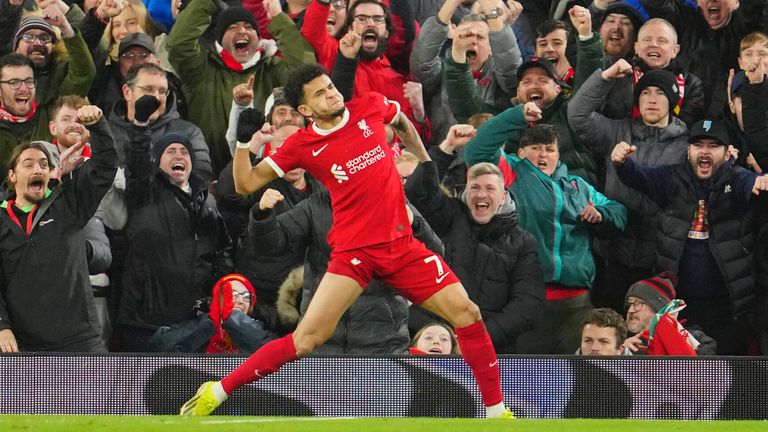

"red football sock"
[455, 321, 503, 407]
[221, 333, 298, 394]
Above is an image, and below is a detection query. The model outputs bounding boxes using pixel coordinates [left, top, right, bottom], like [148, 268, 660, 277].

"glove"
[236, 108, 265, 144]
[133, 95, 161, 126]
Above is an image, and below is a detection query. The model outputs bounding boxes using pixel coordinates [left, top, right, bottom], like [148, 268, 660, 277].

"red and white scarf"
[0, 101, 37, 123]
[215, 41, 262, 72]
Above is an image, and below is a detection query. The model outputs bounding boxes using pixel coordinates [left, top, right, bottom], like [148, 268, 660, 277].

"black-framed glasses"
[232, 291, 252, 302]
[626, 300, 648, 312]
[20, 32, 54, 44]
[0, 78, 35, 89]
[353, 14, 386, 24]
[135, 85, 170, 96]
[121, 51, 155, 61]
[331, 0, 346, 9]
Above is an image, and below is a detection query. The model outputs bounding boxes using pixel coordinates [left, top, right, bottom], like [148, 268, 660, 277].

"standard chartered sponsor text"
[346, 146, 386, 174]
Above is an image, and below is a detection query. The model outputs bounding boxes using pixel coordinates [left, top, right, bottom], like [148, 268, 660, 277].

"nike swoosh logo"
[435, 272, 451, 284]
[312, 144, 329, 156]
[489, 360, 498, 367]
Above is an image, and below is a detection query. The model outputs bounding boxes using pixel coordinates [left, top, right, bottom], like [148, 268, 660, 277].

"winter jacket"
[0, 118, 116, 351]
[739, 80, 768, 171]
[248, 191, 443, 354]
[214, 156, 324, 309]
[465, 104, 627, 289]
[107, 94, 212, 183]
[166, 0, 315, 173]
[615, 157, 760, 320]
[118, 126, 232, 330]
[568, 69, 689, 268]
[600, 57, 706, 128]
[639, 0, 768, 118]
[410, 15, 521, 145]
[406, 161, 545, 353]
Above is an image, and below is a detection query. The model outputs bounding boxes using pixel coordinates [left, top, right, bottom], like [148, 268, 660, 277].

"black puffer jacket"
[406, 161, 545, 353]
[616, 158, 759, 320]
[118, 127, 232, 330]
[249, 191, 444, 355]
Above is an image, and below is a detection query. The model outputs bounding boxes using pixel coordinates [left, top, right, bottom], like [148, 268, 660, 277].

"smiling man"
[465, 108, 627, 354]
[167, 0, 315, 174]
[118, 124, 232, 352]
[611, 119, 768, 354]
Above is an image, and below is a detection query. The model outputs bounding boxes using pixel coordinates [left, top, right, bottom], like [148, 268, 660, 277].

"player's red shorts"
[326, 235, 460, 304]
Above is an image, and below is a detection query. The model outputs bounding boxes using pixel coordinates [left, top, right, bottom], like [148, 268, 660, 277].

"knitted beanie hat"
[625, 271, 677, 312]
[214, 7, 258, 44]
[634, 69, 680, 110]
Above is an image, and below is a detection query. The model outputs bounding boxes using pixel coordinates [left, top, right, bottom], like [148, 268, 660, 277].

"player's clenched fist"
[259, 188, 285, 210]
[611, 141, 636, 164]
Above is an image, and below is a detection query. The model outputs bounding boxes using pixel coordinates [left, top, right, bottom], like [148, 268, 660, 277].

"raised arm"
[166, 0, 214, 84]
[233, 123, 279, 195]
[390, 111, 430, 162]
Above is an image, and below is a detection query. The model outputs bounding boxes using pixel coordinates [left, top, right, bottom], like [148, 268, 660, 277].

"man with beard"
[612, 119, 768, 354]
[167, 0, 315, 174]
[465, 108, 626, 354]
[637, 0, 767, 118]
[460, 57, 600, 186]
[4, 10, 96, 117]
[305, 0, 426, 136]
[0, 103, 116, 353]
[0, 54, 54, 176]
[412, 0, 521, 144]
[592, 1, 643, 62]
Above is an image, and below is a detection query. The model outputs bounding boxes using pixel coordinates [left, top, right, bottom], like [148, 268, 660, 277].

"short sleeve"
[264, 134, 302, 177]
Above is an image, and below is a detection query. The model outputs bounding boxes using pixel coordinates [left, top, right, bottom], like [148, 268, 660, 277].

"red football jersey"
[265, 92, 412, 251]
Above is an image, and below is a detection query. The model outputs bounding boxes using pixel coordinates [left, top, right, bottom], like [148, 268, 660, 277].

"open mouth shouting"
[526, 89, 544, 107]
[27, 175, 47, 195]
[326, 16, 337, 35]
[233, 37, 250, 56]
[362, 30, 379, 50]
[696, 155, 713, 176]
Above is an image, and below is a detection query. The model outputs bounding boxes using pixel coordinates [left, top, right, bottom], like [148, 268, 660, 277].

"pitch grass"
[0, 416, 766, 432]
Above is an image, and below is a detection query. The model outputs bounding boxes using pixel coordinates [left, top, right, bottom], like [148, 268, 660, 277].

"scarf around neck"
[215, 41, 262, 71]
[0, 100, 37, 123]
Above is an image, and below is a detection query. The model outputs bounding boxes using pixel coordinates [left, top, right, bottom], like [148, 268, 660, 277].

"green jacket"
[0, 31, 95, 176]
[465, 104, 627, 288]
[166, 0, 315, 173]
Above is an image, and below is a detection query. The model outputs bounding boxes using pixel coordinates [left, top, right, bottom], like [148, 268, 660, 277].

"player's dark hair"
[283, 63, 328, 109]
[520, 124, 560, 148]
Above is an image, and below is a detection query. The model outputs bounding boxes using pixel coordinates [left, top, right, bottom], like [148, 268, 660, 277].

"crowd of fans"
[0, 0, 767, 357]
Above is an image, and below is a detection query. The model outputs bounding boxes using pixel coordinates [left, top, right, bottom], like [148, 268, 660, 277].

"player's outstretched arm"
[233, 148, 279, 195]
[390, 112, 431, 162]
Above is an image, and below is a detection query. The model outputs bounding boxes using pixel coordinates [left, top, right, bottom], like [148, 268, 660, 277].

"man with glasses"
[0, 54, 47, 175]
[623, 272, 714, 356]
[106, 63, 212, 182]
[302, 0, 426, 138]
[7, 12, 96, 118]
[88, 33, 188, 121]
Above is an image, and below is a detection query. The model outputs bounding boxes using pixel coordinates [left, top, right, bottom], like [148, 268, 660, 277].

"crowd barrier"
[1, 354, 767, 419]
